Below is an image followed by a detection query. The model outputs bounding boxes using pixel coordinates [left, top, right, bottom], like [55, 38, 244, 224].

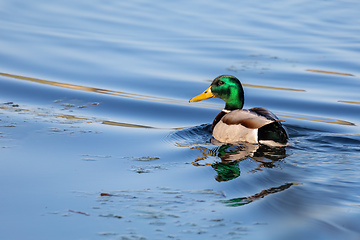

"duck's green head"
[189, 75, 244, 110]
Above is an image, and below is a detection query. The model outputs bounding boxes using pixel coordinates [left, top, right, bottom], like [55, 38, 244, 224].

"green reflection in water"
[191, 143, 287, 182]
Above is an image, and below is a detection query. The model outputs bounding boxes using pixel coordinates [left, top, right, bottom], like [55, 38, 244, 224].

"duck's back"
[212, 108, 288, 146]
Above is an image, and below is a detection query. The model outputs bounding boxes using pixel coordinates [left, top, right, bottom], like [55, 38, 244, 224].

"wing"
[221, 109, 274, 129]
[249, 107, 279, 121]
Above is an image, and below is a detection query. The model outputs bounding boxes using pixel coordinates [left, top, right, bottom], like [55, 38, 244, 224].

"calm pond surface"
[1, 0, 360, 239]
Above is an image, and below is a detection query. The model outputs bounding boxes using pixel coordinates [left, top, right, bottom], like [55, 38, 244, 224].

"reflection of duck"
[189, 75, 288, 146]
[193, 142, 287, 182]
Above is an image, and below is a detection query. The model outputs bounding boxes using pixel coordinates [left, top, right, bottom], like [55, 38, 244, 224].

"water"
[1, 0, 360, 239]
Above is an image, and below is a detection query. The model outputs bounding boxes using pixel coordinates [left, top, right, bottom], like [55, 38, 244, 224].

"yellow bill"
[189, 86, 214, 103]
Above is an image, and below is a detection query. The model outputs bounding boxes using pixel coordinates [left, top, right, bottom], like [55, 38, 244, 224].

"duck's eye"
[218, 80, 225, 85]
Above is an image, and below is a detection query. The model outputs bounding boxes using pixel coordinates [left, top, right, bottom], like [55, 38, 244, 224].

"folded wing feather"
[221, 109, 274, 129]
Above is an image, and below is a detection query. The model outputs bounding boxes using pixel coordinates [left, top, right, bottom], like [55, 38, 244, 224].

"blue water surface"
[1, 0, 360, 239]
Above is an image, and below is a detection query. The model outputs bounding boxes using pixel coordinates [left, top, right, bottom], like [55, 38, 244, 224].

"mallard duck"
[189, 75, 288, 146]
